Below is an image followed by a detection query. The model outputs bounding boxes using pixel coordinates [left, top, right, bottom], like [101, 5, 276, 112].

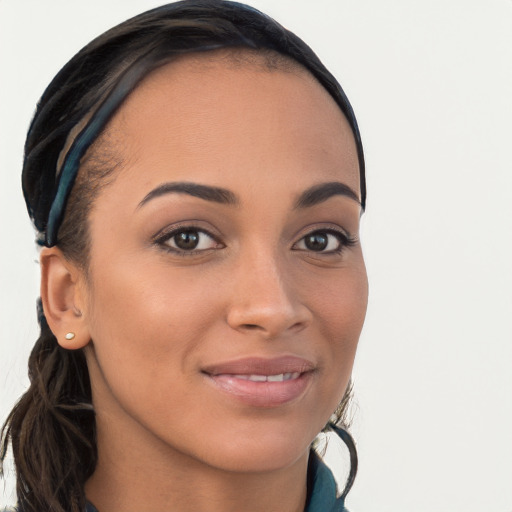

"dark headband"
[43, 2, 365, 247]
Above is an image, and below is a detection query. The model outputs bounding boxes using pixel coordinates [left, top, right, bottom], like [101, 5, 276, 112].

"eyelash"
[154, 225, 357, 256]
[292, 228, 357, 255]
[154, 225, 222, 256]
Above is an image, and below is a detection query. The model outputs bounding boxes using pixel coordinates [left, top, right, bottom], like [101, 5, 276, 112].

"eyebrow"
[138, 182, 238, 208]
[137, 180, 360, 210]
[294, 182, 361, 209]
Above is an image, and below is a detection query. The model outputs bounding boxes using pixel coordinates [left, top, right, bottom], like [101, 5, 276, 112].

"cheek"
[84, 259, 219, 404]
[305, 261, 368, 402]
[307, 259, 368, 344]
[89, 255, 214, 335]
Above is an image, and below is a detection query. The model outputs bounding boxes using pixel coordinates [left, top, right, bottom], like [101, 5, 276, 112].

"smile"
[202, 356, 314, 407]
[230, 372, 301, 382]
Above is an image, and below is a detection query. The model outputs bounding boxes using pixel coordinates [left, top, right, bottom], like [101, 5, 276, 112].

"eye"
[157, 227, 220, 253]
[293, 229, 355, 253]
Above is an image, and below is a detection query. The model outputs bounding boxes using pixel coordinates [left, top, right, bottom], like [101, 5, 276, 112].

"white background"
[1, 1, 511, 510]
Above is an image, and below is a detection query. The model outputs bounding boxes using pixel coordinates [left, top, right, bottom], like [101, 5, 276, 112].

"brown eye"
[173, 230, 200, 250]
[304, 232, 329, 251]
[160, 228, 219, 253]
[294, 229, 352, 254]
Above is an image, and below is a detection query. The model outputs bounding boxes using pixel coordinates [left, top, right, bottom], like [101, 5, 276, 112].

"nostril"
[227, 300, 313, 338]
[241, 324, 260, 330]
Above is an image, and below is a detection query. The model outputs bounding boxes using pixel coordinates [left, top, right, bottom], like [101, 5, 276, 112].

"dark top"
[85, 452, 349, 512]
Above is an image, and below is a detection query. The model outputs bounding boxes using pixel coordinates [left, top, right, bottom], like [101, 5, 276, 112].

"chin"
[186, 419, 320, 474]
[203, 444, 310, 474]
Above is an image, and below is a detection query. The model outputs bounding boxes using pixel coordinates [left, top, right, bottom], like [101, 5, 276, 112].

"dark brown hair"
[1, 2, 364, 511]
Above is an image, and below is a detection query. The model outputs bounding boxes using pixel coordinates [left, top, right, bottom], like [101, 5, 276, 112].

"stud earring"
[65, 332, 76, 340]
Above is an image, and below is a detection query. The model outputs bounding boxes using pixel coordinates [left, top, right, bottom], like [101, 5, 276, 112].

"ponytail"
[0, 300, 95, 512]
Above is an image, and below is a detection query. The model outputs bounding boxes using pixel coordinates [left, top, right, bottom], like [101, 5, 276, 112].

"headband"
[44, 9, 365, 246]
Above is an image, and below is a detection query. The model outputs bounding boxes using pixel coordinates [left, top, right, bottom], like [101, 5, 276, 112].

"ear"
[40, 247, 90, 350]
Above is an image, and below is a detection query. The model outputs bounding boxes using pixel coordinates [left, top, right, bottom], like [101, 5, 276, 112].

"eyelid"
[152, 220, 221, 241]
[153, 222, 224, 254]
[292, 226, 357, 253]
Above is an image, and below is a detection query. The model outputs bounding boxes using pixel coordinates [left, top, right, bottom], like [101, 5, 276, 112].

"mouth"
[229, 372, 301, 382]
[201, 356, 315, 407]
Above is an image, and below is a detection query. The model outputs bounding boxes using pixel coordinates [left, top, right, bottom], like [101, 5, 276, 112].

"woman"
[1, 1, 367, 511]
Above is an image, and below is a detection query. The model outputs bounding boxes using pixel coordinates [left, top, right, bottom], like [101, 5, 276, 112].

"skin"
[41, 53, 368, 512]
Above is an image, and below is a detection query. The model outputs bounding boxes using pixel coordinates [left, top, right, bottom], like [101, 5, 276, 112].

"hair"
[1, 2, 364, 511]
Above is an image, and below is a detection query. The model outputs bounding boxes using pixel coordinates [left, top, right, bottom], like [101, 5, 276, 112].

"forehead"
[102, 51, 360, 196]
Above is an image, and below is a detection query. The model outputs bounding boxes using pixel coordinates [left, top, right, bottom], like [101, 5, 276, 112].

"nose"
[226, 250, 312, 339]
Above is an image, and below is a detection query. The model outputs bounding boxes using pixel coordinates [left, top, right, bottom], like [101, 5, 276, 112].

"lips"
[202, 356, 315, 407]
[230, 372, 301, 382]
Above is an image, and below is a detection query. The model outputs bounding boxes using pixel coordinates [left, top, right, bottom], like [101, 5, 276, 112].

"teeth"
[267, 374, 285, 382]
[232, 372, 300, 382]
[248, 374, 267, 382]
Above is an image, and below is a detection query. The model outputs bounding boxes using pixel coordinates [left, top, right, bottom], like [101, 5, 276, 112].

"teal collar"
[306, 451, 349, 512]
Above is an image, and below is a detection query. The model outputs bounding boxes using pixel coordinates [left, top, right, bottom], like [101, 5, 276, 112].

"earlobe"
[40, 247, 90, 349]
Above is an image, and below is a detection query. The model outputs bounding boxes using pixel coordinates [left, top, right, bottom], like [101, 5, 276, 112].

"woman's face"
[78, 54, 368, 473]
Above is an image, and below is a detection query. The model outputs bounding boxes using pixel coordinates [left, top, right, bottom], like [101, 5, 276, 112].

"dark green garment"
[306, 452, 349, 511]
[85, 453, 348, 512]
